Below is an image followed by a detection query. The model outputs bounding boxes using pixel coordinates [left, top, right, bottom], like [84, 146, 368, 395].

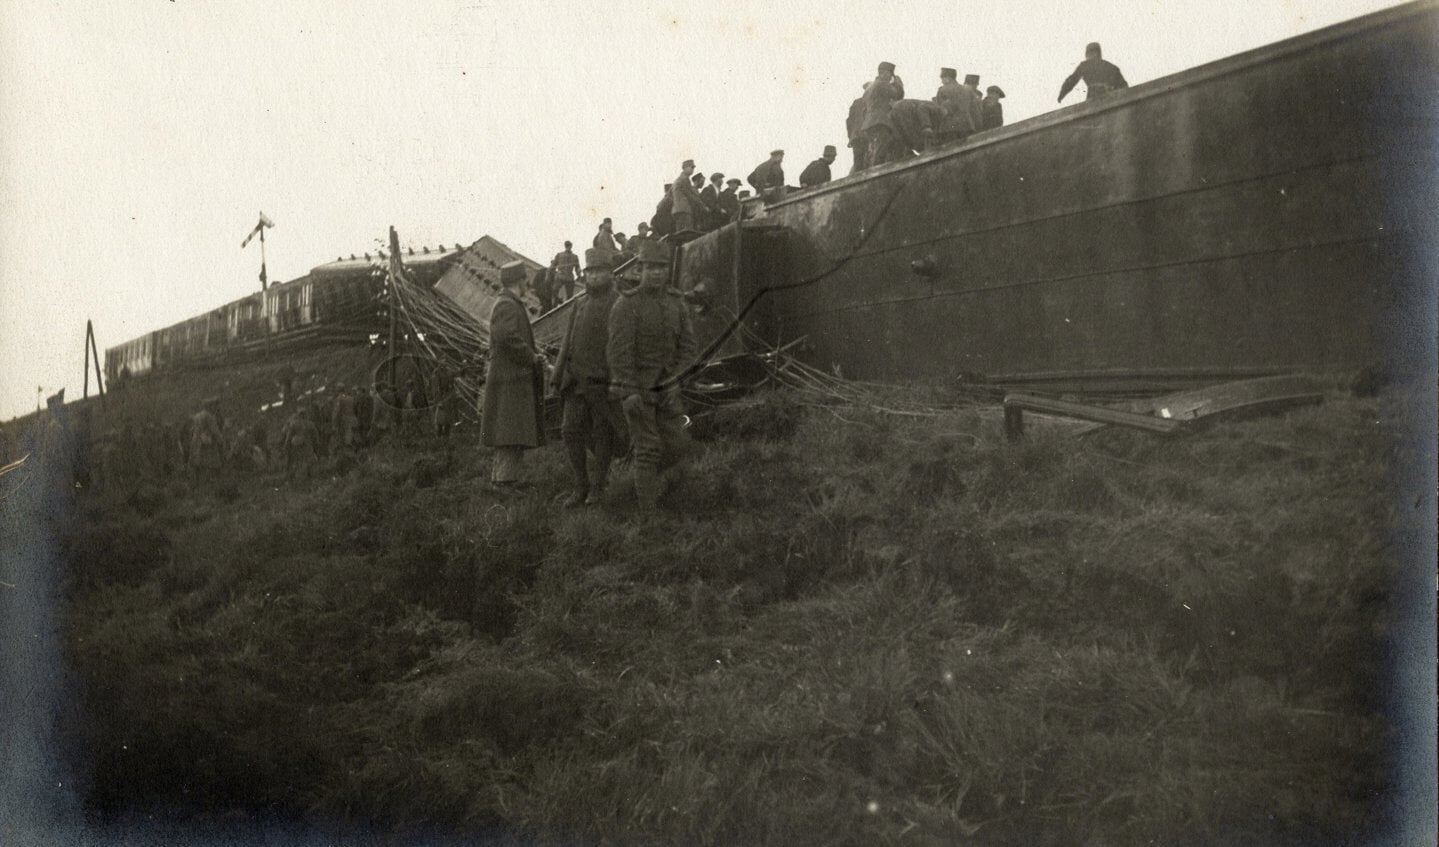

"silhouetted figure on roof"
[982, 86, 1006, 130]
[846, 82, 870, 173]
[671, 161, 707, 233]
[593, 218, 618, 254]
[701, 173, 725, 229]
[891, 99, 947, 157]
[934, 67, 982, 144]
[1059, 42, 1129, 102]
[718, 178, 741, 221]
[551, 241, 581, 301]
[747, 150, 786, 202]
[651, 185, 675, 237]
[860, 61, 906, 167]
[799, 146, 838, 188]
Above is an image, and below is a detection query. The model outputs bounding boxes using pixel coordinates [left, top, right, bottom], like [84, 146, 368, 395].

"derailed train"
[104, 247, 462, 383]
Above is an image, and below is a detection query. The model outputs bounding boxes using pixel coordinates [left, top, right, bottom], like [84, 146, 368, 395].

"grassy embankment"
[58, 369, 1409, 844]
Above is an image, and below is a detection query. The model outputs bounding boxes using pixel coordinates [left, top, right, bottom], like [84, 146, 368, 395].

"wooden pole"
[388, 226, 401, 388]
[258, 225, 268, 291]
[83, 320, 92, 400]
[89, 321, 105, 406]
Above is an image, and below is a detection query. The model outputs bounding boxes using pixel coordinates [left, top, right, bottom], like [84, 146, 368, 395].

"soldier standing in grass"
[281, 403, 319, 481]
[607, 241, 696, 513]
[553, 248, 628, 507]
[330, 380, 358, 455]
[481, 260, 547, 487]
[188, 397, 223, 476]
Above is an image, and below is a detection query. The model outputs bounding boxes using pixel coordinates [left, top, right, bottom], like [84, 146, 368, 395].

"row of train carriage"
[104, 247, 466, 383]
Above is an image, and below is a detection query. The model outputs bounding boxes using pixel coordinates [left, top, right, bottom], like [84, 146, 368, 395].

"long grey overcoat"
[480, 291, 545, 448]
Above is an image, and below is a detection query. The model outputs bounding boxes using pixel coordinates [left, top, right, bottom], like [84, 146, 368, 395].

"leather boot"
[634, 466, 659, 512]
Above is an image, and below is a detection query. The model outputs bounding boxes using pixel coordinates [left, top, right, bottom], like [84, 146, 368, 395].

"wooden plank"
[1003, 393, 1185, 439]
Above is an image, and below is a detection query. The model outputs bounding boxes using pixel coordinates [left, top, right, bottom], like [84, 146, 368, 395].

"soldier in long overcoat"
[934, 67, 982, 143]
[481, 260, 546, 485]
[860, 61, 906, 166]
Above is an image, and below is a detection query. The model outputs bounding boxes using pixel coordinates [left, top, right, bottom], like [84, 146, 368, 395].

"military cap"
[823, 145, 837, 156]
[940, 67, 957, 78]
[964, 73, 980, 85]
[878, 61, 896, 73]
[711, 172, 724, 181]
[499, 260, 527, 286]
[987, 85, 1006, 98]
[770, 148, 784, 157]
[635, 239, 673, 266]
[726, 178, 741, 186]
[682, 159, 695, 168]
[583, 248, 613, 271]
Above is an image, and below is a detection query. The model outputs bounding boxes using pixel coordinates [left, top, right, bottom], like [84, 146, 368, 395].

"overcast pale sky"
[0, 0, 1405, 421]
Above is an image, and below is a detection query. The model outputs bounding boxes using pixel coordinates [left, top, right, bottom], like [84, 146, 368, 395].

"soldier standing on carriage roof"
[799, 145, 838, 188]
[551, 241, 581, 301]
[1059, 42, 1129, 102]
[607, 241, 696, 513]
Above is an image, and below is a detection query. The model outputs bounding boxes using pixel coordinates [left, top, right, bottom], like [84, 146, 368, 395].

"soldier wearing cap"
[799, 145, 838, 188]
[1059, 42, 1128, 102]
[330, 379, 358, 456]
[934, 67, 982, 143]
[961, 73, 983, 101]
[280, 402, 320, 481]
[481, 260, 546, 486]
[651, 184, 675, 237]
[747, 149, 786, 201]
[846, 82, 871, 173]
[861, 61, 906, 167]
[607, 241, 696, 513]
[189, 397, 224, 476]
[671, 160, 706, 233]
[628, 221, 653, 258]
[701, 173, 725, 229]
[718, 178, 742, 221]
[982, 85, 1006, 130]
[531, 266, 556, 313]
[553, 248, 627, 506]
[551, 241, 581, 302]
[593, 218, 618, 254]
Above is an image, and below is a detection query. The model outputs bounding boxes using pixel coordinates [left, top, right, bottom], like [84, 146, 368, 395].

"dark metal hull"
[674, 2, 1438, 391]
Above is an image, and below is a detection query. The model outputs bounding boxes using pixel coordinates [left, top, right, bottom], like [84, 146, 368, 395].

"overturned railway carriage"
[104, 247, 462, 383]
[651, 3, 1437, 392]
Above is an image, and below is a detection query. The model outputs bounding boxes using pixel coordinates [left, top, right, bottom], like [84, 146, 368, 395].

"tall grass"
[57, 379, 1405, 843]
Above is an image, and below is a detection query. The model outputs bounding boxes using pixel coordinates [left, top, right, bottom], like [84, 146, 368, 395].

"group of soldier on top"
[480, 41, 1130, 511]
[849, 42, 1126, 171]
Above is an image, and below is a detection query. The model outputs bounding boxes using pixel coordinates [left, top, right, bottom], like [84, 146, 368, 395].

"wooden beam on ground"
[1003, 393, 1186, 440]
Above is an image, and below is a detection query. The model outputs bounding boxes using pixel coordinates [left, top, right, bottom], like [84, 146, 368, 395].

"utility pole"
[82, 320, 105, 408]
[388, 226, 402, 388]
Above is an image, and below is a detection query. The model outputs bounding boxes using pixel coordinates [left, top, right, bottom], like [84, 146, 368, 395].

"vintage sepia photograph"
[2, 1, 1435, 843]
